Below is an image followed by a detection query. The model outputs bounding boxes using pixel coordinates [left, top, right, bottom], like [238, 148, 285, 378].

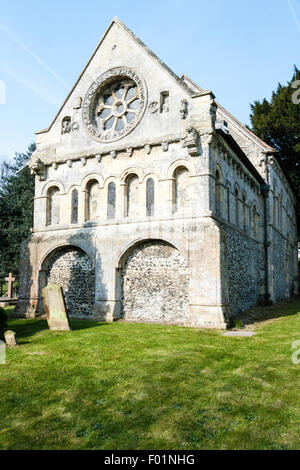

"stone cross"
[5, 273, 15, 299]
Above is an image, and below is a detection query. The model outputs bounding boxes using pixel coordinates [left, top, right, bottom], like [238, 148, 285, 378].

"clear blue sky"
[0, 0, 300, 162]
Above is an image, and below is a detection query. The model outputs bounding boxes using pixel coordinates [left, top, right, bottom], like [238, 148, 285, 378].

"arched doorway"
[120, 240, 189, 323]
[40, 246, 95, 318]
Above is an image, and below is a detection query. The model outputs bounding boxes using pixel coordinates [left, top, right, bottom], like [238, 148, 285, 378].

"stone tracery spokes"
[95, 79, 140, 136]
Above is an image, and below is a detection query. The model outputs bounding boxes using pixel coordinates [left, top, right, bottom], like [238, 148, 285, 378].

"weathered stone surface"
[121, 240, 189, 323]
[42, 284, 70, 331]
[44, 247, 95, 318]
[223, 331, 256, 337]
[4, 330, 18, 347]
[220, 223, 261, 315]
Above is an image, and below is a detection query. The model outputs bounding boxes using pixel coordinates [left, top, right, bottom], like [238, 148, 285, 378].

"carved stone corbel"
[184, 126, 199, 156]
[144, 144, 151, 155]
[161, 141, 169, 152]
[29, 158, 46, 181]
[180, 99, 188, 119]
[126, 147, 133, 157]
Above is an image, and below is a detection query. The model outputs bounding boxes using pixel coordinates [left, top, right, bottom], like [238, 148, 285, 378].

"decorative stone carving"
[144, 144, 151, 155]
[160, 92, 169, 113]
[82, 67, 147, 143]
[111, 150, 117, 159]
[81, 157, 87, 166]
[52, 162, 58, 170]
[126, 147, 133, 157]
[67, 159, 73, 168]
[72, 122, 80, 132]
[62, 117, 71, 134]
[96, 154, 102, 163]
[180, 99, 188, 119]
[148, 101, 158, 114]
[30, 158, 46, 181]
[73, 97, 82, 109]
[161, 141, 169, 152]
[184, 126, 199, 157]
[215, 120, 229, 134]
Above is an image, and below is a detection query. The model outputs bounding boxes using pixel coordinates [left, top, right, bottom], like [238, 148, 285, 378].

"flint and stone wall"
[220, 223, 261, 315]
[45, 247, 95, 318]
[121, 240, 189, 323]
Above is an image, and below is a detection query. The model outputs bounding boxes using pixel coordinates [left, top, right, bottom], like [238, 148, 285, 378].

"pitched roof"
[36, 17, 195, 135]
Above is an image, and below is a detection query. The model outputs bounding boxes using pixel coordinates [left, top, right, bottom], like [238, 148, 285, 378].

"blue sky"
[0, 0, 300, 162]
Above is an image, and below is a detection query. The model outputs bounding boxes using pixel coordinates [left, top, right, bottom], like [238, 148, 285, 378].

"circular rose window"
[82, 67, 147, 143]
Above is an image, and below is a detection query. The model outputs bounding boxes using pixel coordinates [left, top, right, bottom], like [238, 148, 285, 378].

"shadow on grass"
[7, 319, 49, 340]
[70, 320, 111, 331]
[7, 317, 111, 340]
[235, 296, 300, 327]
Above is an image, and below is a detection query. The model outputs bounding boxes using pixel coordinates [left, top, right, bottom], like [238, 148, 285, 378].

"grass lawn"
[0, 299, 300, 450]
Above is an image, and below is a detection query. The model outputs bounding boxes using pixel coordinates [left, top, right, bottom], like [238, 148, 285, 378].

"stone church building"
[16, 18, 299, 328]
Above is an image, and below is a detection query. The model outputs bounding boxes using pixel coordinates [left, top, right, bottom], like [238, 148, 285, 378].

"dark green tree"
[0, 144, 35, 290]
[250, 66, 300, 195]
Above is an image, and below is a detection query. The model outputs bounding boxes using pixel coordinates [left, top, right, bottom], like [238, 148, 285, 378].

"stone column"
[79, 189, 87, 223]
[33, 196, 47, 229]
[14, 237, 40, 318]
[187, 219, 230, 329]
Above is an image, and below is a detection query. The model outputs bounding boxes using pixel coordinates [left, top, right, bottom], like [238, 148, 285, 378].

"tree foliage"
[250, 66, 300, 196]
[0, 144, 35, 287]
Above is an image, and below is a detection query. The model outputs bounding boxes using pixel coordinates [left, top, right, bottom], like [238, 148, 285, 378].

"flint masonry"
[15, 18, 299, 328]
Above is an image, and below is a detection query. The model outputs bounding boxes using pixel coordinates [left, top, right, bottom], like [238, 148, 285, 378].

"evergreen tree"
[0, 144, 35, 289]
[250, 66, 300, 195]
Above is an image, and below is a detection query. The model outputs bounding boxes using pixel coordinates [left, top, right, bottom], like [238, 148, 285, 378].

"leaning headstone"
[4, 330, 18, 347]
[42, 285, 71, 331]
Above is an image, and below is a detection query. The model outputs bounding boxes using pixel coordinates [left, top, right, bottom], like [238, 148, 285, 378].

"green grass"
[0, 299, 300, 450]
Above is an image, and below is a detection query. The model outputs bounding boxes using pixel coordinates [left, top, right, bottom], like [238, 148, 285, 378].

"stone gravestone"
[5, 273, 15, 299]
[4, 330, 18, 347]
[0, 340, 6, 364]
[0, 273, 17, 308]
[42, 284, 71, 331]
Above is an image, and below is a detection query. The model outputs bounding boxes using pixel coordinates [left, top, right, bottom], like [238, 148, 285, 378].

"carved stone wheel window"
[82, 67, 147, 143]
